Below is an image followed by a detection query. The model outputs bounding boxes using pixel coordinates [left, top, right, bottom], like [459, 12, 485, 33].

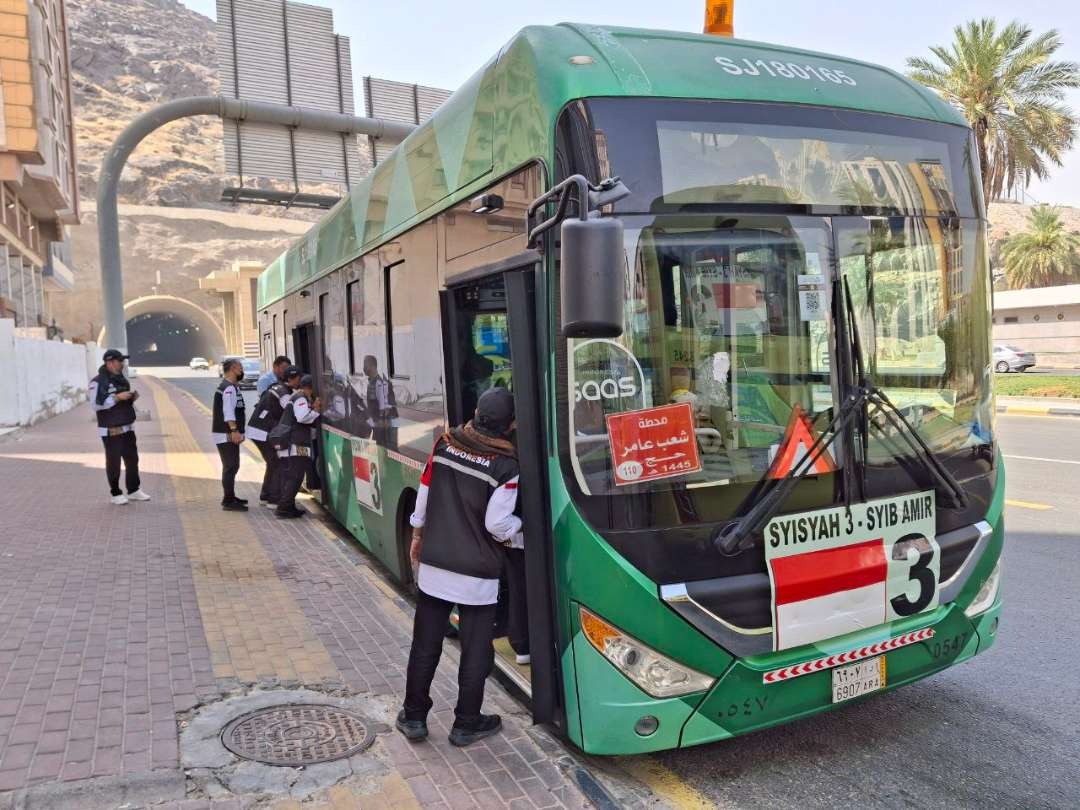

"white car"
[189, 356, 210, 370]
[993, 344, 1036, 373]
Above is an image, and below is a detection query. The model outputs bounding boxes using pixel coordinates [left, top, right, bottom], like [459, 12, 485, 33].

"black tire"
[397, 489, 417, 586]
[995, 361, 1010, 373]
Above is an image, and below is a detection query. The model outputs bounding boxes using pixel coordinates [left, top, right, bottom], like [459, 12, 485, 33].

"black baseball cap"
[283, 366, 302, 380]
[299, 374, 315, 388]
[102, 349, 128, 362]
[475, 387, 515, 435]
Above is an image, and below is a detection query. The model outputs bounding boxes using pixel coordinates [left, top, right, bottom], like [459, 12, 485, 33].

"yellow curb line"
[611, 757, 721, 809]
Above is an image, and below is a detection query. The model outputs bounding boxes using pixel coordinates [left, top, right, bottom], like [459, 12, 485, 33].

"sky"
[180, 0, 1080, 205]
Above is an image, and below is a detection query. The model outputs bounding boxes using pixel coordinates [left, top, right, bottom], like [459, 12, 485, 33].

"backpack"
[268, 402, 296, 451]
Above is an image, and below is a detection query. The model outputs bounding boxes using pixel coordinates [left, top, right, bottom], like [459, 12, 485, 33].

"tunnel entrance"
[98, 296, 228, 366]
[126, 311, 217, 366]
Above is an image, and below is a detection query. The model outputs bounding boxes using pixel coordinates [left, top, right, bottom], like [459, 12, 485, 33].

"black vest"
[92, 369, 136, 429]
[248, 381, 290, 433]
[283, 392, 317, 447]
[212, 380, 246, 434]
[419, 436, 518, 580]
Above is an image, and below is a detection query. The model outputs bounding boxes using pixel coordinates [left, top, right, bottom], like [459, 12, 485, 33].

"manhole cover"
[221, 704, 374, 766]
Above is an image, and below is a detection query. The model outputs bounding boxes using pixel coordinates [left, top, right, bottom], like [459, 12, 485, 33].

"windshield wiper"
[713, 276, 968, 557]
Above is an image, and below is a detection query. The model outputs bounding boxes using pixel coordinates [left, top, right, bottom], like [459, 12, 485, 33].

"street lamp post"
[97, 95, 415, 353]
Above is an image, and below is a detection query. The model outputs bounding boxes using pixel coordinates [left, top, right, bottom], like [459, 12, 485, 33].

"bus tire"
[397, 488, 417, 587]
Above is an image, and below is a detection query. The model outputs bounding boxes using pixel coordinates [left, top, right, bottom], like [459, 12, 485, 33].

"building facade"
[0, 0, 79, 328]
[993, 284, 1080, 369]
[200, 260, 265, 358]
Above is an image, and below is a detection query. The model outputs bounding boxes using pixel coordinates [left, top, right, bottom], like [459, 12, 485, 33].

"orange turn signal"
[579, 606, 620, 653]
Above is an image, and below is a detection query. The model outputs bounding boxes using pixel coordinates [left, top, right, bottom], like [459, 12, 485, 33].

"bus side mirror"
[561, 214, 625, 338]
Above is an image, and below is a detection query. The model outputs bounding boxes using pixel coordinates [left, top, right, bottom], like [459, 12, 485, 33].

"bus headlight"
[579, 606, 715, 698]
[964, 559, 1002, 617]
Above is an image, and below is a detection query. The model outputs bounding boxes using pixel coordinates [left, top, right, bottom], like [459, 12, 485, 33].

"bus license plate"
[831, 656, 886, 703]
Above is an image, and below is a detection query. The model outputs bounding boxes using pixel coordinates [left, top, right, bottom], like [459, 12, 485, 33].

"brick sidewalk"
[0, 377, 605, 809]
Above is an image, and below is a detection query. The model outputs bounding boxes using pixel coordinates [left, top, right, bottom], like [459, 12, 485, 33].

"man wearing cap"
[89, 349, 151, 505]
[274, 374, 321, 519]
[397, 387, 519, 747]
[246, 365, 301, 507]
[213, 358, 248, 511]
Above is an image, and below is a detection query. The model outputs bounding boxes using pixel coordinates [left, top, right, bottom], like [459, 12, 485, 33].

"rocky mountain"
[56, 0, 348, 342]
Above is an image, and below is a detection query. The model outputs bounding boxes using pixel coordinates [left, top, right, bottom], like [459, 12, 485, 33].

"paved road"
[145, 365, 245, 408]
[649, 413, 1079, 809]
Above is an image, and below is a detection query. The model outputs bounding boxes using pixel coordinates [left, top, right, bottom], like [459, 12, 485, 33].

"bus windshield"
[557, 99, 993, 526]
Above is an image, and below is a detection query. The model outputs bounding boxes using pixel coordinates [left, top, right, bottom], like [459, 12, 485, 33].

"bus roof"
[257, 23, 966, 308]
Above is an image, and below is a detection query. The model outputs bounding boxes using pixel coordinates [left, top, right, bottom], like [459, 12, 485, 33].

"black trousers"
[275, 455, 310, 513]
[216, 442, 240, 503]
[253, 439, 280, 502]
[506, 548, 529, 656]
[102, 431, 140, 496]
[404, 589, 496, 724]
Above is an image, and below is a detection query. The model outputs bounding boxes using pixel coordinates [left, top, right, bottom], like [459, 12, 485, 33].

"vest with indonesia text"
[420, 437, 519, 581]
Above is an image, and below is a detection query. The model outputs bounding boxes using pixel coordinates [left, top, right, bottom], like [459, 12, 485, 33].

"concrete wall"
[993, 303, 1080, 368]
[0, 318, 98, 427]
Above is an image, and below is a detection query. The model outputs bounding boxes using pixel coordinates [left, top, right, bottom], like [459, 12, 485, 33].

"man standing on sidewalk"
[213, 358, 248, 512]
[257, 355, 291, 396]
[274, 374, 321, 519]
[246, 365, 300, 508]
[397, 387, 519, 747]
[89, 349, 152, 506]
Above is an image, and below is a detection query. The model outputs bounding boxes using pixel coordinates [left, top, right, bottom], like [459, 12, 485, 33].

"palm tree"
[907, 19, 1080, 204]
[1002, 205, 1080, 288]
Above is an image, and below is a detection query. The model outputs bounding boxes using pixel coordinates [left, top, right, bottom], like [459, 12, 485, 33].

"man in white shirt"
[397, 388, 520, 748]
[212, 358, 247, 511]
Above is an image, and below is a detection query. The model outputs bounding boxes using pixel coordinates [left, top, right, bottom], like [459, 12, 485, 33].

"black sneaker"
[395, 710, 428, 741]
[222, 501, 248, 512]
[449, 714, 501, 747]
[274, 508, 303, 519]
[233, 496, 249, 505]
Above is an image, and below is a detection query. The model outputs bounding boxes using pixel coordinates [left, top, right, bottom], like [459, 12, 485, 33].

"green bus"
[256, 23, 1002, 755]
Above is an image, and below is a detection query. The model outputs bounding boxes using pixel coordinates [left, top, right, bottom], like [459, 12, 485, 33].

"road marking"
[1004, 454, 1080, 465]
[612, 757, 721, 809]
[1005, 499, 1054, 511]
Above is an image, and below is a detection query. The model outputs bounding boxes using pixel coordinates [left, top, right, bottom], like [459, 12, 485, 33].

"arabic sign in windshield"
[606, 403, 702, 486]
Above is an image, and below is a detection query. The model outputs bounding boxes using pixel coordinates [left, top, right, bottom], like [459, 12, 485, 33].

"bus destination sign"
[606, 402, 702, 486]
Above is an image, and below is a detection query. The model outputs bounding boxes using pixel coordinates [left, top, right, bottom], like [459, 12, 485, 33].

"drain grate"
[221, 704, 374, 766]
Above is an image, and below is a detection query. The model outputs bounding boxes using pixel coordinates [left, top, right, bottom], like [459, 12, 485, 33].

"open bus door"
[440, 252, 562, 728]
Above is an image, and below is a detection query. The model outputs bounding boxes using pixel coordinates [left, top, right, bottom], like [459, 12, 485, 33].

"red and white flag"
[764, 491, 939, 652]
[770, 538, 887, 650]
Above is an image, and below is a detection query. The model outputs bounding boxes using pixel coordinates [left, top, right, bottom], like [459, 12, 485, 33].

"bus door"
[441, 254, 562, 727]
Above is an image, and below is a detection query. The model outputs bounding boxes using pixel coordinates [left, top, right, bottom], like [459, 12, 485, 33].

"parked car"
[189, 356, 209, 370]
[993, 344, 1036, 373]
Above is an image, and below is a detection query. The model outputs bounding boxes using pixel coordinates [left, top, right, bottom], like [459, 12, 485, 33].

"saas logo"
[572, 339, 646, 406]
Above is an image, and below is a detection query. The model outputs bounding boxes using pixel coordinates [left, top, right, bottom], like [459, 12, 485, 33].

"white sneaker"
[127, 490, 151, 502]
[111, 494, 129, 505]
[515, 654, 531, 666]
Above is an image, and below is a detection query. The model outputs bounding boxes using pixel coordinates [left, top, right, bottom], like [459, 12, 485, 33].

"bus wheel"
[397, 488, 417, 586]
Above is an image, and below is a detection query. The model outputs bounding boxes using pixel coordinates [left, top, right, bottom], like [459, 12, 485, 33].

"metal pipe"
[97, 95, 415, 351]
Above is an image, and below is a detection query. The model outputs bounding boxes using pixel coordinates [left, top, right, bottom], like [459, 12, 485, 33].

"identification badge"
[294, 446, 311, 457]
[107, 427, 125, 437]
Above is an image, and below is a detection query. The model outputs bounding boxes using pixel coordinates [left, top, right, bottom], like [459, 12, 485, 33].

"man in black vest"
[89, 349, 151, 505]
[397, 387, 520, 747]
[246, 365, 301, 507]
[274, 375, 321, 519]
[213, 358, 247, 511]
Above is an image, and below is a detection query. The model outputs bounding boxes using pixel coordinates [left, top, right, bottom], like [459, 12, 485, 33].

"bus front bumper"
[679, 601, 1001, 747]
